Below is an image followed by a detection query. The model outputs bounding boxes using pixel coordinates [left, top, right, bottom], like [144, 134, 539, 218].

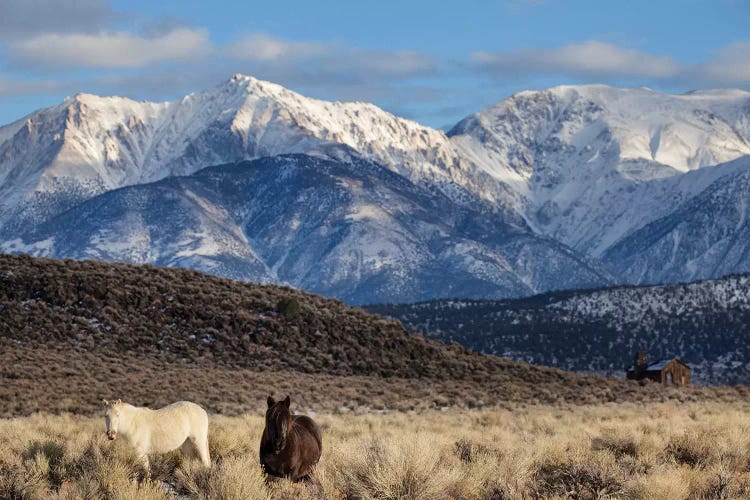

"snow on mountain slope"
[369, 273, 750, 384]
[449, 85, 750, 255]
[2, 155, 613, 304]
[0, 74, 519, 237]
[5, 79, 747, 252]
[2, 77, 750, 301]
[603, 155, 750, 284]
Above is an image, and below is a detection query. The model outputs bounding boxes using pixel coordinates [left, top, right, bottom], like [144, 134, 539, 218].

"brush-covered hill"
[1, 254, 745, 416]
[368, 274, 750, 385]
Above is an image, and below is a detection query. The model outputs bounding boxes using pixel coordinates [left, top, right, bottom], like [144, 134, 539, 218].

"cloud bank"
[472, 40, 750, 86]
[9, 29, 214, 69]
[696, 41, 750, 85]
[226, 33, 436, 82]
[472, 41, 681, 79]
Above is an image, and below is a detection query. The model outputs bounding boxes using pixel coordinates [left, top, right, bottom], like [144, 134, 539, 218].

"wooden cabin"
[625, 351, 691, 385]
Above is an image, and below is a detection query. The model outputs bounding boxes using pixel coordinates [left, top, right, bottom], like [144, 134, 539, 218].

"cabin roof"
[626, 358, 690, 372]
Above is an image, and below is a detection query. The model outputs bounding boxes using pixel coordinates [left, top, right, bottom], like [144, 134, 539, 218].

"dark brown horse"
[260, 395, 322, 481]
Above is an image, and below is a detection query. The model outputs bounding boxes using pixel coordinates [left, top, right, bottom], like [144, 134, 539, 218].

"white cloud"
[2, 22, 748, 131]
[226, 34, 328, 61]
[472, 41, 682, 79]
[696, 41, 750, 85]
[226, 33, 436, 81]
[9, 28, 214, 69]
[471, 40, 750, 88]
[320, 48, 435, 80]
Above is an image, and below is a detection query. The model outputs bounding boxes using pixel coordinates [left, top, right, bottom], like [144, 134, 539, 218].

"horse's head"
[265, 395, 292, 454]
[103, 399, 123, 441]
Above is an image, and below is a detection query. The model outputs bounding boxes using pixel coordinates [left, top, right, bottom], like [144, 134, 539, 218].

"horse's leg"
[138, 453, 150, 480]
[193, 433, 211, 467]
[200, 440, 211, 467]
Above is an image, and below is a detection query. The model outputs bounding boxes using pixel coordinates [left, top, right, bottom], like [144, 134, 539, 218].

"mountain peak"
[448, 80, 750, 257]
[218, 72, 291, 99]
[229, 72, 249, 82]
[224, 72, 267, 90]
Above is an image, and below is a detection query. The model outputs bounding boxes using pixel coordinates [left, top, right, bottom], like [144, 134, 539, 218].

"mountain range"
[1, 74, 749, 303]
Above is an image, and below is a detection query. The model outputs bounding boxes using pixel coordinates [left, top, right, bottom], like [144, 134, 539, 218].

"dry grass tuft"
[336, 435, 465, 499]
[205, 456, 270, 500]
[592, 431, 640, 460]
[665, 429, 718, 468]
[531, 445, 624, 499]
[454, 437, 495, 464]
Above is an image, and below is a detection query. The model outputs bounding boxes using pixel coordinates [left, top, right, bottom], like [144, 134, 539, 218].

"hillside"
[368, 274, 750, 385]
[1, 254, 744, 417]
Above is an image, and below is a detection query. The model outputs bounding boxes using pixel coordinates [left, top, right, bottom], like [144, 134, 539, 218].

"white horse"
[103, 399, 211, 472]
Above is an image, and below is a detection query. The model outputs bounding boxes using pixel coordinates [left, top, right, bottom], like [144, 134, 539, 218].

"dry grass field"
[3, 402, 750, 499]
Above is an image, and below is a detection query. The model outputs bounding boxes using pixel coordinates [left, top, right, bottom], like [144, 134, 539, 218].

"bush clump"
[277, 297, 301, 320]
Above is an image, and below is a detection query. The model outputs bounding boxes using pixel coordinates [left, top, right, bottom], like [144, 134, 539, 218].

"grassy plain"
[3, 402, 750, 499]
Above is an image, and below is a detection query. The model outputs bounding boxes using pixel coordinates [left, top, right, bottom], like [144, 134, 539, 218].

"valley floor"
[3, 402, 750, 499]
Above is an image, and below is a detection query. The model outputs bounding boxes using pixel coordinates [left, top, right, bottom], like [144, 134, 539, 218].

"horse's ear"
[102, 399, 109, 406]
[267, 396, 275, 408]
[283, 395, 290, 408]
[115, 399, 121, 405]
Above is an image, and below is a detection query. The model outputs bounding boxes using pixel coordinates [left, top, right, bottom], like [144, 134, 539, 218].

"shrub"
[277, 297, 301, 321]
[665, 431, 715, 468]
[530, 446, 625, 500]
[454, 438, 493, 464]
[592, 432, 639, 459]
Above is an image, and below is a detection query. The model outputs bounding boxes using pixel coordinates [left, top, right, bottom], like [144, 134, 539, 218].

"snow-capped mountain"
[2, 75, 750, 302]
[0, 74, 518, 237]
[449, 85, 750, 256]
[3, 154, 611, 304]
[368, 274, 750, 384]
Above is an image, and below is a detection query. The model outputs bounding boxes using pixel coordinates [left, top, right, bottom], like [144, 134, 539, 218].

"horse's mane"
[266, 403, 290, 431]
[268, 403, 289, 420]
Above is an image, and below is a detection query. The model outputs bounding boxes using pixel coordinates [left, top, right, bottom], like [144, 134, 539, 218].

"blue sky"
[0, 0, 748, 128]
